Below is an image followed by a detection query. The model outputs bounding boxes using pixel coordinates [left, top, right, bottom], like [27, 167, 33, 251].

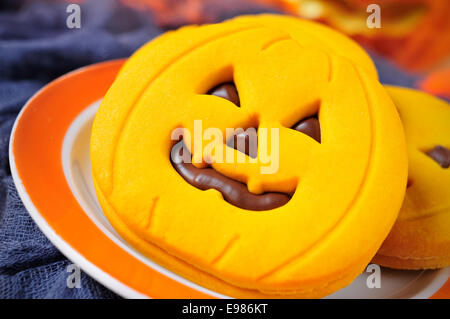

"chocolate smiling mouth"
[171, 141, 290, 211]
[170, 82, 321, 211]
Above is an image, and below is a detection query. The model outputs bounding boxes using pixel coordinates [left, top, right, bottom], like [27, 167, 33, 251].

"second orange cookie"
[375, 86, 450, 270]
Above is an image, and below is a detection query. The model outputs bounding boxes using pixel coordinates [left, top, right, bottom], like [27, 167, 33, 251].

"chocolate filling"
[207, 82, 240, 106]
[426, 145, 450, 169]
[171, 141, 290, 211]
[226, 128, 258, 159]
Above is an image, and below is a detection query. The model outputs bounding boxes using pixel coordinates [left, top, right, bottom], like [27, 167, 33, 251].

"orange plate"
[9, 59, 450, 299]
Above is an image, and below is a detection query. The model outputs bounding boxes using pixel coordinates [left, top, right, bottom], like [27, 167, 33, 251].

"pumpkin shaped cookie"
[91, 15, 407, 298]
[374, 86, 450, 270]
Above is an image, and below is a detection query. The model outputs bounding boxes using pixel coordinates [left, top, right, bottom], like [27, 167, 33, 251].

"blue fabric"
[0, 0, 421, 299]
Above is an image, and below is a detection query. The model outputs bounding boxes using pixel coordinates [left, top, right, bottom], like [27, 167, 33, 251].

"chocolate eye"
[291, 114, 321, 143]
[426, 145, 450, 168]
[207, 82, 240, 106]
[226, 128, 258, 159]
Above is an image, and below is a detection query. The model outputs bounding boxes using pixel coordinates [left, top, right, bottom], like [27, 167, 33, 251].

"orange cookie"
[91, 15, 407, 298]
[374, 86, 450, 270]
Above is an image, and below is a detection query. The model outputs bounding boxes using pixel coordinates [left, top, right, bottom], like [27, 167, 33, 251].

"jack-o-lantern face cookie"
[91, 15, 407, 298]
[374, 86, 450, 270]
